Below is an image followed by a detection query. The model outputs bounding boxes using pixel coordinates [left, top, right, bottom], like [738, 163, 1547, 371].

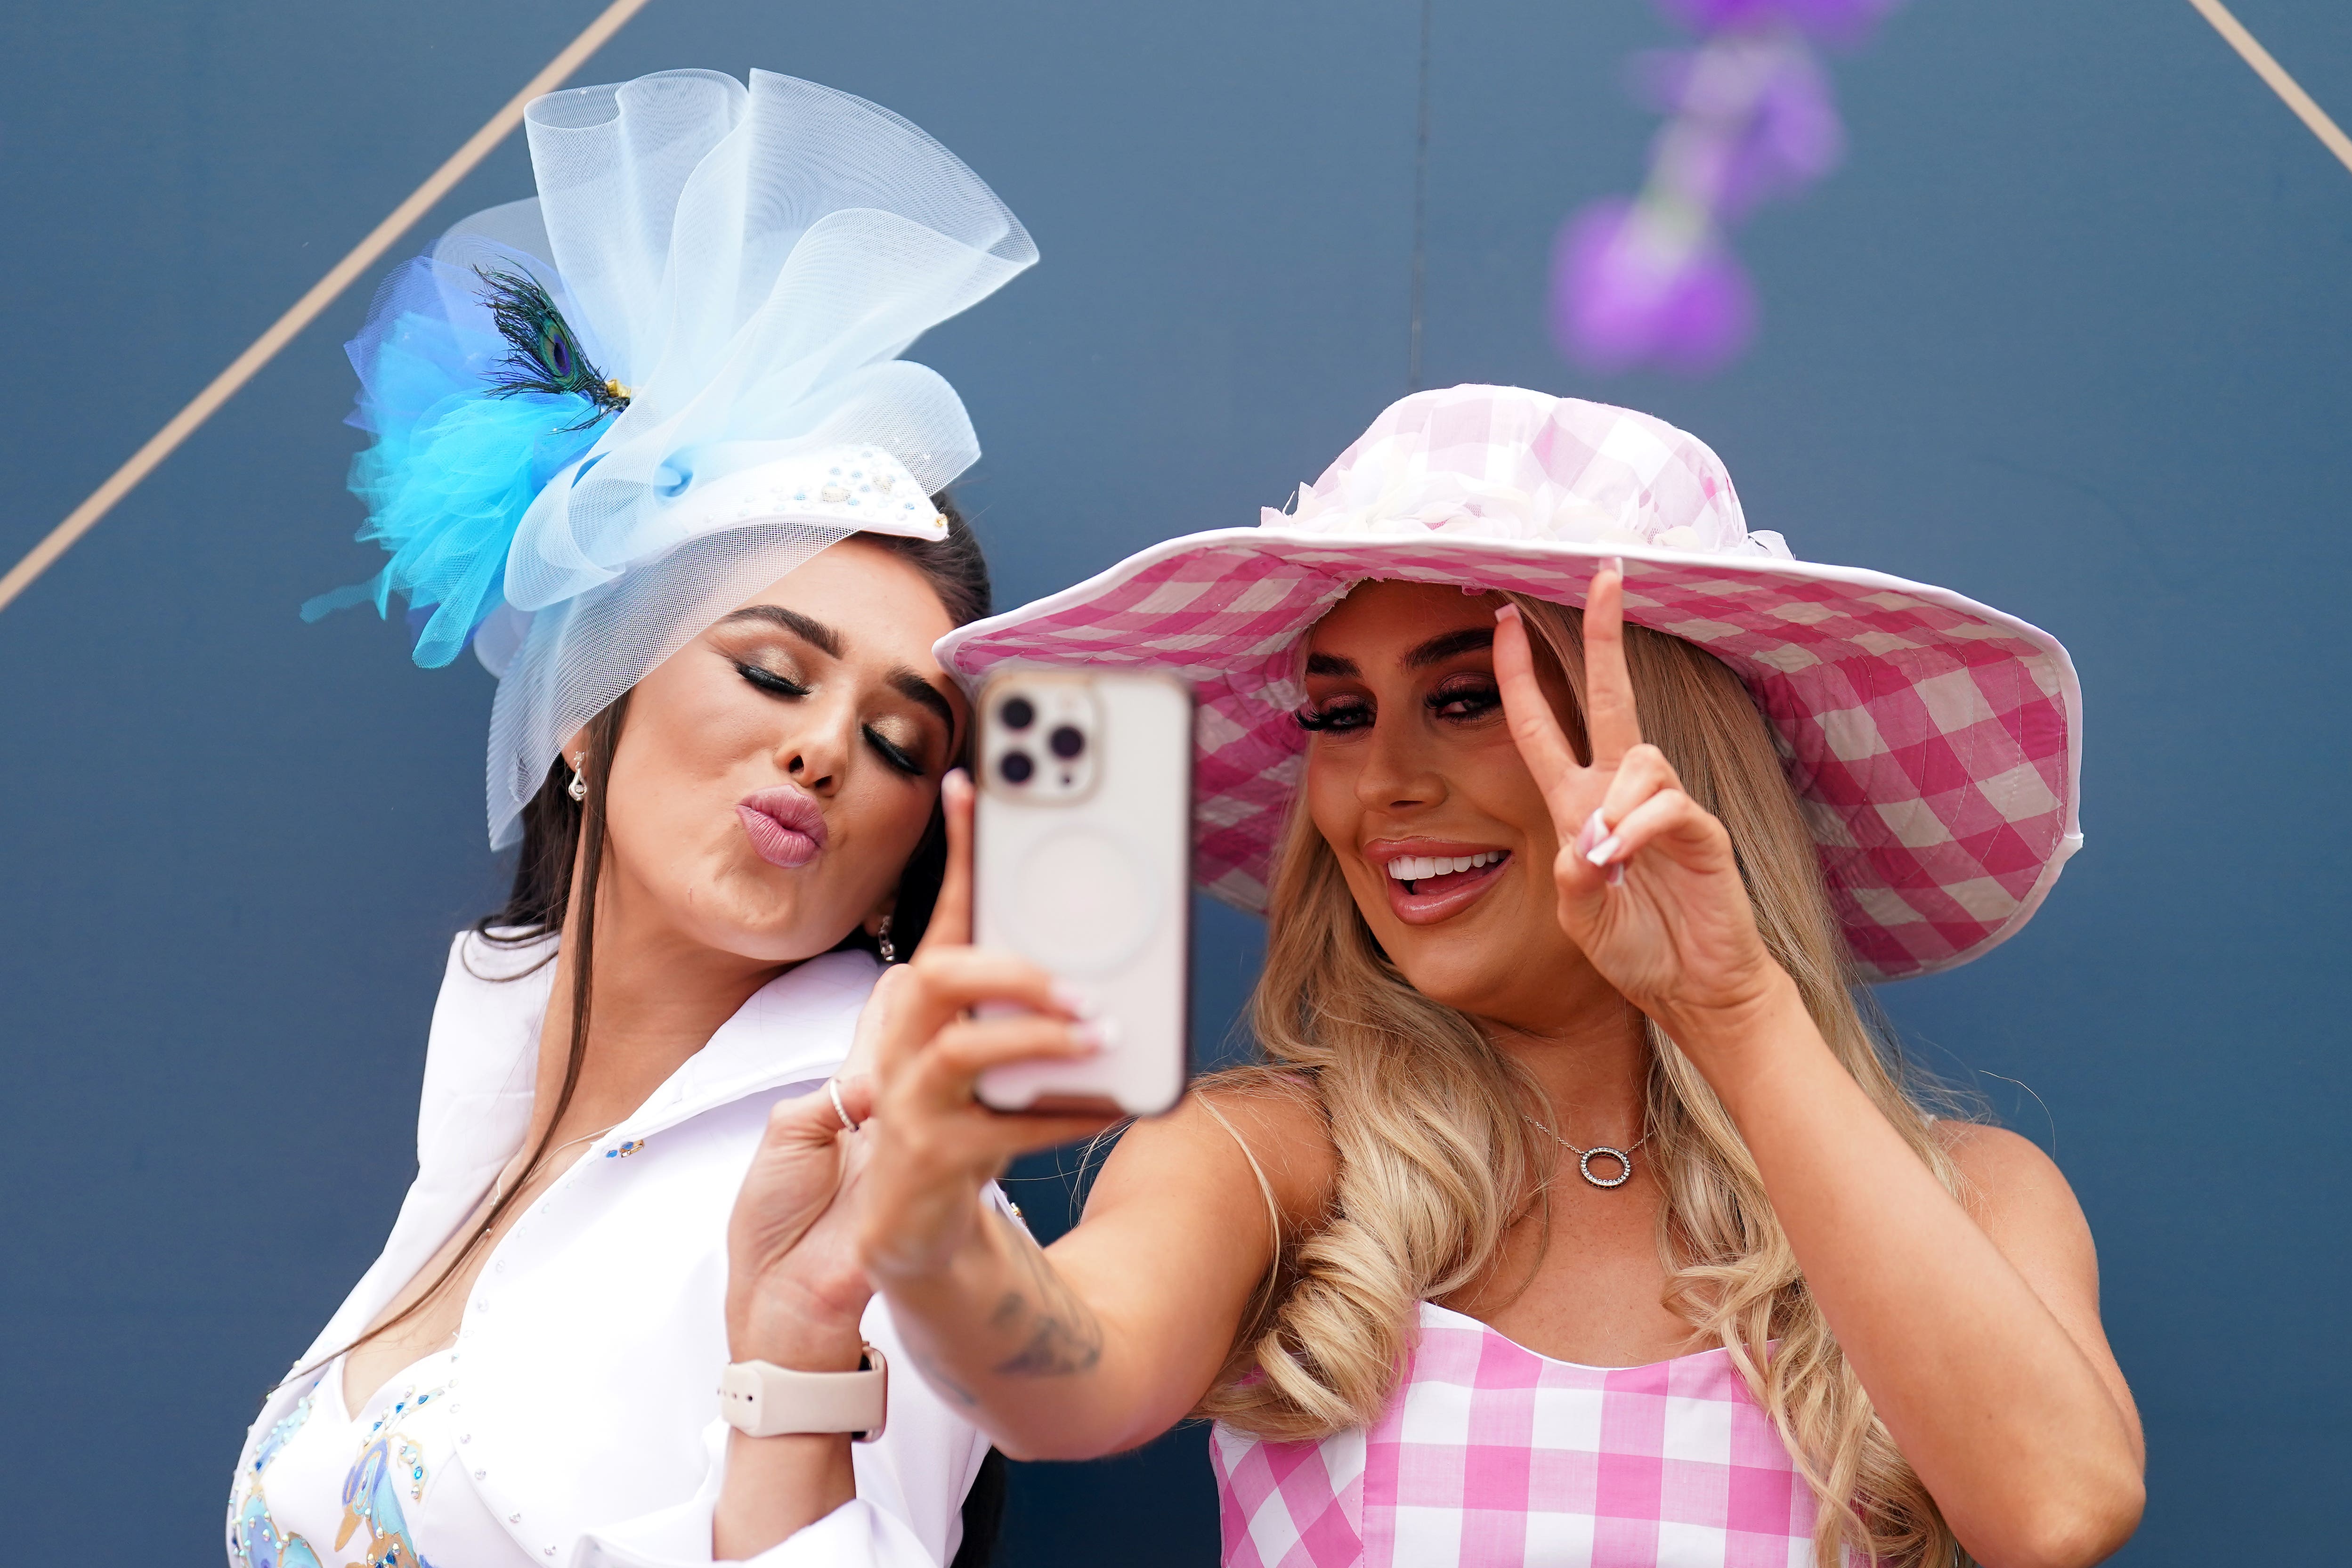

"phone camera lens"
[999, 751, 1035, 785]
[1000, 696, 1036, 731]
[1048, 725, 1086, 760]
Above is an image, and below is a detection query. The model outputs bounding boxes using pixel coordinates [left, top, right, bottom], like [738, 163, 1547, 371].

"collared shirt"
[225, 931, 987, 1568]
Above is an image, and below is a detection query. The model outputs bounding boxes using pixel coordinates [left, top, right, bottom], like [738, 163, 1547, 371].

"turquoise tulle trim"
[303, 254, 604, 668]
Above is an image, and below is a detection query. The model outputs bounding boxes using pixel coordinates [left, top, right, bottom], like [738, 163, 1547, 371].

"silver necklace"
[1537, 1119, 1652, 1189]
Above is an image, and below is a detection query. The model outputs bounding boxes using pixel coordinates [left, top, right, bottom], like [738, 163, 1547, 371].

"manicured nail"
[1606, 861, 1626, 886]
[1051, 982, 1098, 1019]
[1598, 555, 1623, 578]
[1495, 603, 1521, 625]
[1070, 1017, 1119, 1051]
[1574, 808, 1608, 858]
[1585, 834, 1623, 868]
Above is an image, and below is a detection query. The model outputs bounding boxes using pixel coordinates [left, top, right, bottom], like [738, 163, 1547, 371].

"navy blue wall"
[1, 1, 2344, 1560]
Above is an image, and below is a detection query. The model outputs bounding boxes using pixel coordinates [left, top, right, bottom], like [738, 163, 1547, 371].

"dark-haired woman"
[227, 69, 1032, 1568]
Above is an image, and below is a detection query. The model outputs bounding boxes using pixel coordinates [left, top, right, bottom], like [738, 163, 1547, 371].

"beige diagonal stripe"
[0, 0, 655, 617]
[2186, 0, 2352, 176]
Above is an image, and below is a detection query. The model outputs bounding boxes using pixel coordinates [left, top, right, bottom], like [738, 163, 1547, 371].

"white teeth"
[1386, 851, 1503, 881]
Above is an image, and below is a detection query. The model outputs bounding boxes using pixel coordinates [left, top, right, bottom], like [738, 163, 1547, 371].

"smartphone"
[972, 668, 1192, 1118]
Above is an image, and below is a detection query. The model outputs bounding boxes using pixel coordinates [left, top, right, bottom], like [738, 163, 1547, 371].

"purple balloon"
[1549, 200, 1756, 375]
[1627, 44, 1843, 219]
[1720, 48, 1845, 216]
[1549, 0, 1895, 374]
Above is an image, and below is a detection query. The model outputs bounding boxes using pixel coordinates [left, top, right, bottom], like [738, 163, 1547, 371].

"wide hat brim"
[937, 528, 2082, 982]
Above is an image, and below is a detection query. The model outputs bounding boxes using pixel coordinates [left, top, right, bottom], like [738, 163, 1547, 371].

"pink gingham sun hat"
[937, 385, 2082, 980]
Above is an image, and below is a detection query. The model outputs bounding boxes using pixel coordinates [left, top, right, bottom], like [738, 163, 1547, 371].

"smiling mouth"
[1370, 846, 1513, 925]
[1386, 849, 1506, 896]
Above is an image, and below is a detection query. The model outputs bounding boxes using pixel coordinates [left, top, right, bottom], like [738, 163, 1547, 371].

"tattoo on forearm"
[985, 1211, 1103, 1379]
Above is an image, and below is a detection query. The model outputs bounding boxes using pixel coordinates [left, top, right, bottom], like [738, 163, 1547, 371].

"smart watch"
[717, 1344, 887, 1442]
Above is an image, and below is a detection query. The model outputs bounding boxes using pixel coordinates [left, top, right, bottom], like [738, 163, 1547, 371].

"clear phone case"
[972, 669, 1192, 1117]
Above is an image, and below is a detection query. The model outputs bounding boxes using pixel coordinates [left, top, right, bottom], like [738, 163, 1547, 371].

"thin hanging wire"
[1407, 0, 1433, 392]
[2185, 0, 2352, 176]
[0, 0, 657, 617]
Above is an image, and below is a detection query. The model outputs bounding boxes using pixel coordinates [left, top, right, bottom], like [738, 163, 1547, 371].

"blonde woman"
[841, 388, 2143, 1566]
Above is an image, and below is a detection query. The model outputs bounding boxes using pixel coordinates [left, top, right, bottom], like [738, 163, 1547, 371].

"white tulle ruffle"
[446, 69, 1034, 847]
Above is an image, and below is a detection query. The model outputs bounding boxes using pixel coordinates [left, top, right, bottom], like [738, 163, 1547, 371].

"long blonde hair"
[1198, 593, 1966, 1568]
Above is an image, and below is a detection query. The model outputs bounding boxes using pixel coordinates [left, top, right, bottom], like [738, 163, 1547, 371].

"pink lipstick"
[737, 786, 828, 869]
[1365, 837, 1513, 926]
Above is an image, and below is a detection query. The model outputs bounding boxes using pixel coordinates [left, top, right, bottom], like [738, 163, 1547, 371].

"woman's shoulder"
[1931, 1119, 2089, 1234]
[1110, 1069, 1338, 1227]
[1932, 1118, 2054, 1179]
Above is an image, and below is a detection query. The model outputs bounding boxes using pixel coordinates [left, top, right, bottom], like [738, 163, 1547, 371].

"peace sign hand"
[1491, 567, 1792, 1054]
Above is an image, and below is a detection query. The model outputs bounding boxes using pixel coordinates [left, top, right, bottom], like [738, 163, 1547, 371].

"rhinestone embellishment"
[1577, 1147, 1634, 1188]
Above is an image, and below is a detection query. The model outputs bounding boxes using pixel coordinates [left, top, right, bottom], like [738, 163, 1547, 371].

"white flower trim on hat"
[1270, 402, 1792, 560]
[938, 386, 2084, 982]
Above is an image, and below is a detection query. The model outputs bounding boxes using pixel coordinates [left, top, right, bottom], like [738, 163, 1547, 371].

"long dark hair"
[340, 496, 991, 1363]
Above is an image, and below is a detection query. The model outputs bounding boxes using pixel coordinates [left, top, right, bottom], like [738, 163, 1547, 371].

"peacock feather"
[476, 267, 631, 431]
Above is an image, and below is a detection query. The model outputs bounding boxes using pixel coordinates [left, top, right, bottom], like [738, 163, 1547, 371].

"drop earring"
[567, 754, 587, 803]
[875, 914, 896, 965]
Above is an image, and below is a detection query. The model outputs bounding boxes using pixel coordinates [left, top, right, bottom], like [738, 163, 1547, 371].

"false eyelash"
[1292, 703, 1360, 732]
[736, 662, 811, 699]
[1427, 681, 1503, 717]
[476, 267, 631, 433]
[862, 725, 924, 778]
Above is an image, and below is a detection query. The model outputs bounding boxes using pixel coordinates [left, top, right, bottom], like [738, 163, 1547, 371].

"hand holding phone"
[855, 770, 1141, 1287]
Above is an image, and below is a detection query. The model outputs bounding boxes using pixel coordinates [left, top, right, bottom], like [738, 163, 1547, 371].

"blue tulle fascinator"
[304, 69, 1036, 847]
[301, 250, 616, 667]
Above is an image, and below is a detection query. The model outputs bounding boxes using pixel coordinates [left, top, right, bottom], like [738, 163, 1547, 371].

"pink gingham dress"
[1211, 1302, 1823, 1568]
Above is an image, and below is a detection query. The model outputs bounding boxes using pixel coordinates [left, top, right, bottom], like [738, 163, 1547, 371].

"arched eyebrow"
[1404, 626, 1494, 669]
[888, 667, 958, 736]
[1306, 626, 1494, 680]
[718, 604, 842, 657]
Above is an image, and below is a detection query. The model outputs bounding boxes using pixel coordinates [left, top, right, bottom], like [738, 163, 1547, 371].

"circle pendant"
[1578, 1147, 1633, 1188]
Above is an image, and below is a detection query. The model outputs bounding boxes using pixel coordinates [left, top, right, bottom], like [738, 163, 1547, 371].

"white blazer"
[226, 933, 989, 1567]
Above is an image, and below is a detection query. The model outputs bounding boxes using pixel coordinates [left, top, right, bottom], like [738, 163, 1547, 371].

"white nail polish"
[1575, 808, 1608, 858]
[1051, 983, 1098, 1019]
[1585, 834, 1622, 867]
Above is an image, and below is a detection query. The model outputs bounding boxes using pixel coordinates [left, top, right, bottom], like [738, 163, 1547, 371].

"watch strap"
[717, 1345, 888, 1441]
